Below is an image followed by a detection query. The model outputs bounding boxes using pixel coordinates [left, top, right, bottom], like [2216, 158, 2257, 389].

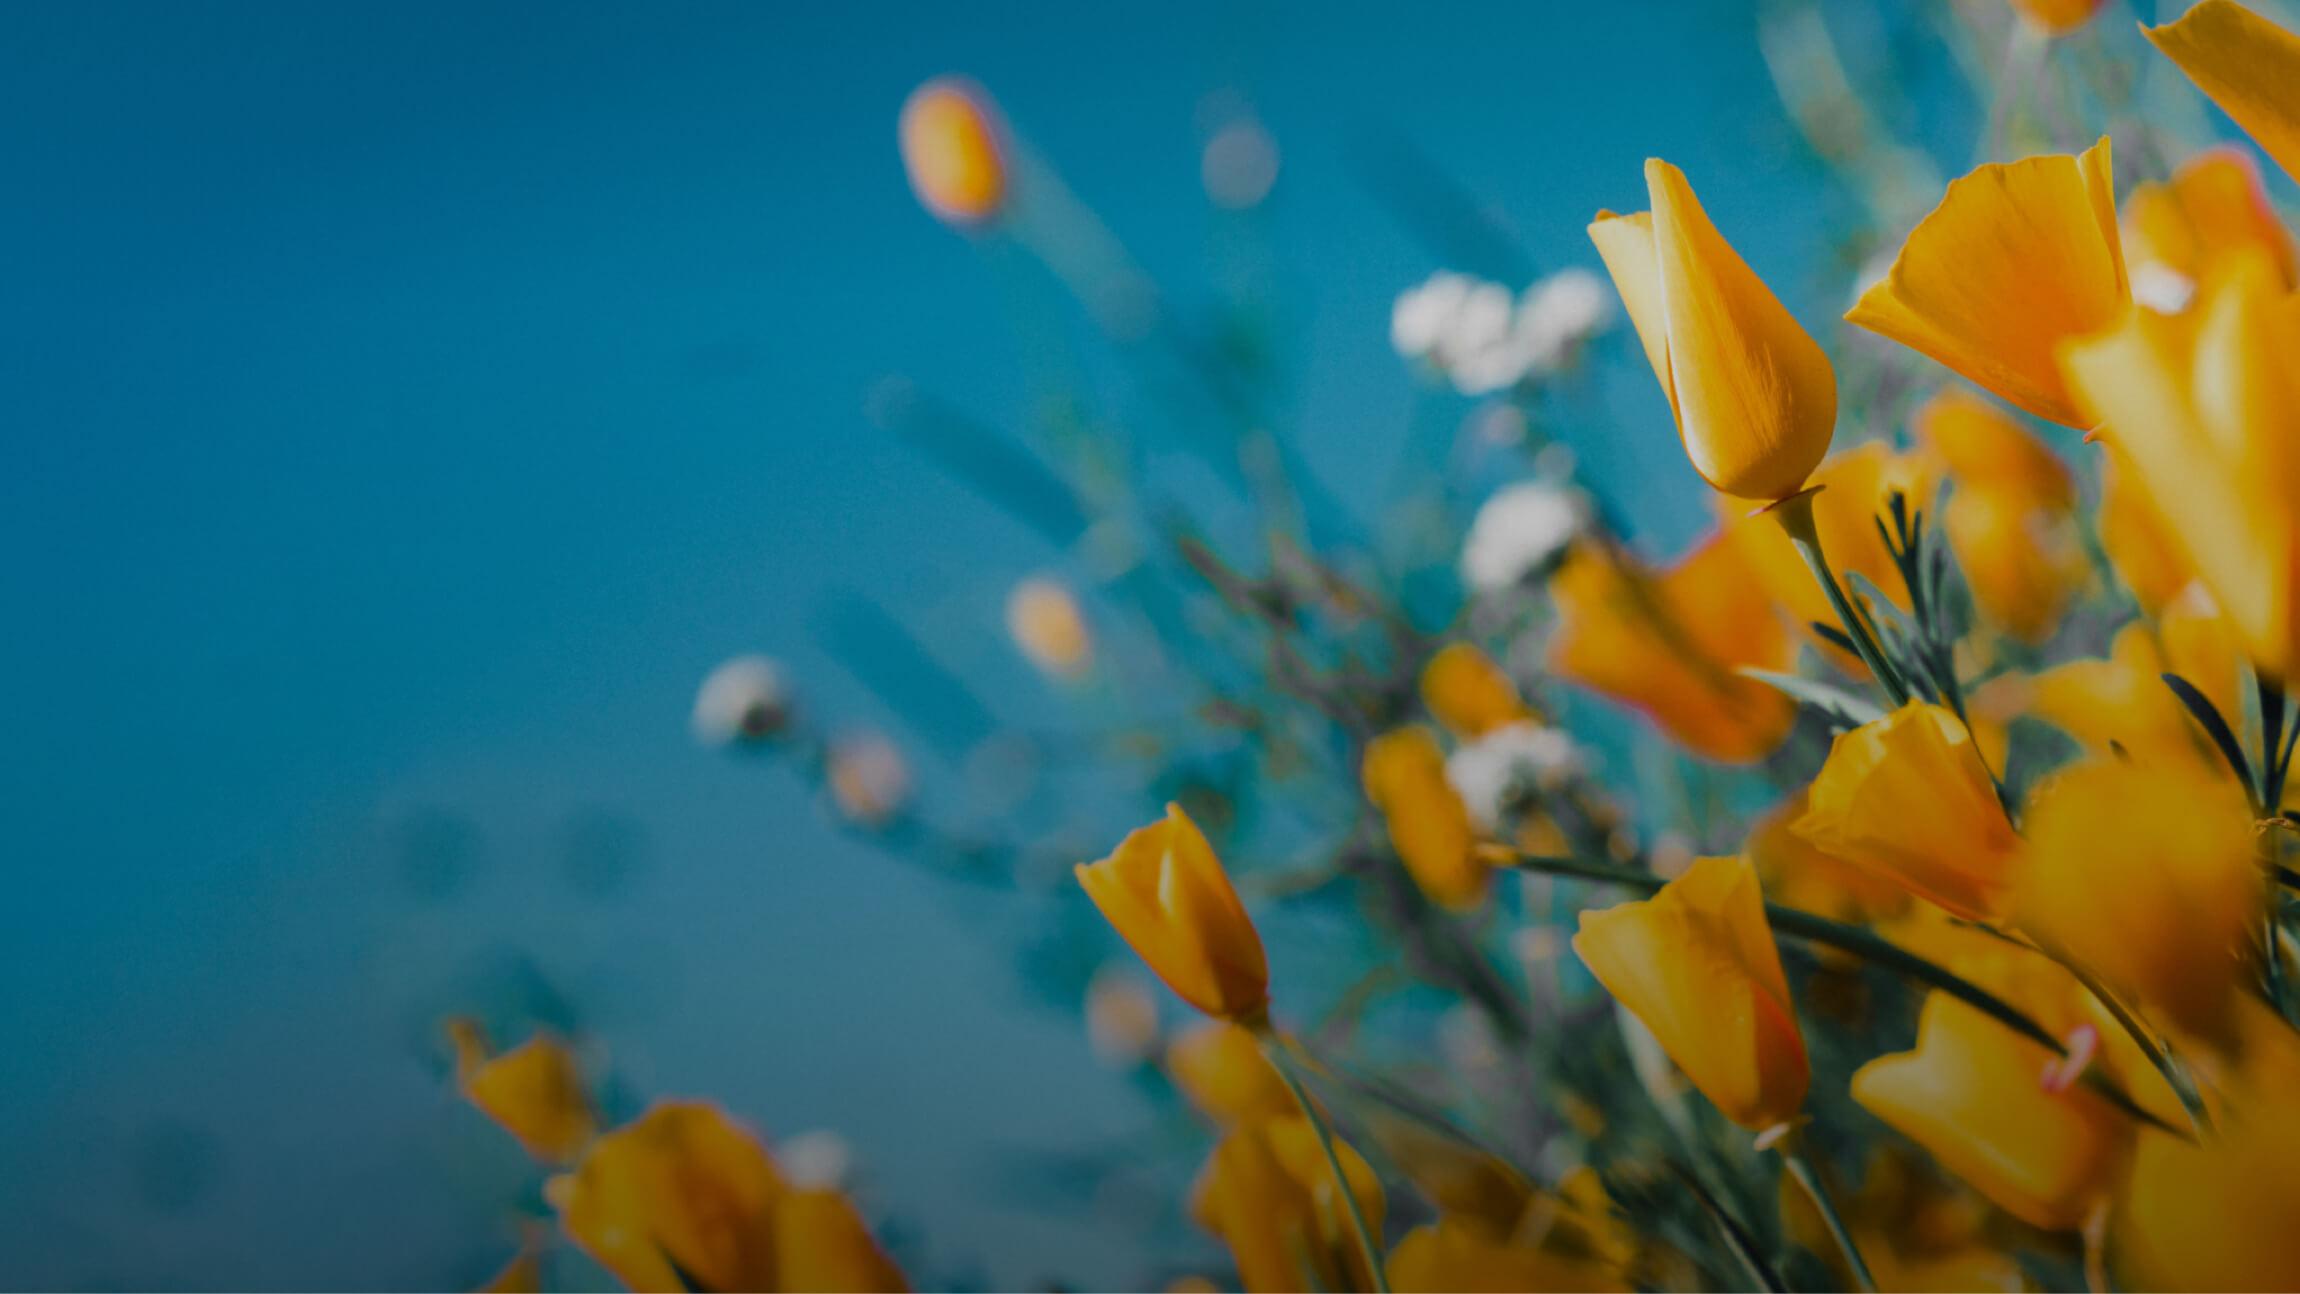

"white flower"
[1392, 268, 1615, 394]
[2130, 262, 2196, 315]
[1445, 720, 1581, 830]
[1516, 267, 1613, 371]
[1460, 482, 1584, 594]
[691, 655, 791, 745]
[777, 1130, 853, 1190]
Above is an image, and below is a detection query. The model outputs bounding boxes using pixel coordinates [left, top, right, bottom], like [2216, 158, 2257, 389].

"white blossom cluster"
[1459, 480, 1586, 594]
[1391, 267, 1613, 394]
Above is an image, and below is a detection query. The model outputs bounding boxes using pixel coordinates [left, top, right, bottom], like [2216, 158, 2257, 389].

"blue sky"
[0, 1, 1971, 1286]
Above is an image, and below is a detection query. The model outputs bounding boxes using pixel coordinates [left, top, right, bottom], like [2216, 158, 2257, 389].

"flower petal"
[2147, 0, 2300, 185]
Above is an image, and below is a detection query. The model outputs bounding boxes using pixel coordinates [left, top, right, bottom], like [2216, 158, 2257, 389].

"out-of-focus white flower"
[1084, 967, 1162, 1068]
[2130, 263, 2196, 315]
[1445, 720, 1581, 830]
[691, 655, 792, 745]
[1006, 577, 1093, 679]
[1202, 117, 1279, 210]
[777, 1129, 854, 1191]
[1392, 268, 1614, 394]
[828, 731, 910, 827]
[1460, 481, 1585, 594]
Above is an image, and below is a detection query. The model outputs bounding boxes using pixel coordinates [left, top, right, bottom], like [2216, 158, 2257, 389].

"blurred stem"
[1496, 851, 2190, 1139]
[1259, 1029, 1391, 1293]
[1775, 1129, 1875, 1292]
[1769, 489, 1912, 707]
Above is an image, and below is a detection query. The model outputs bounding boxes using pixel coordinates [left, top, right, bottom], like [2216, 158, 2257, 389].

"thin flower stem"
[1670, 1161, 1785, 1293]
[1770, 490, 1913, 707]
[1499, 851, 2191, 1138]
[1776, 1130, 1876, 1293]
[1258, 1030, 1391, 1294]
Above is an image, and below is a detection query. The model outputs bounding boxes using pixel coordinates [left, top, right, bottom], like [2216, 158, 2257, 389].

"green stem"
[1777, 1132, 1875, 1293]
[1259, 1031, 1391, 1293]
[1504, 852, 2189, 1138]
[1772, 490, 1912, 707]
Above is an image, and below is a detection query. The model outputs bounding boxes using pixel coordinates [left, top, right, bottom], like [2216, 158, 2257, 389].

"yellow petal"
[1847, 138, 2126, 427]
[1076, 804, 1269, 1020]
[1588, 210, 1676, 425]
[2148, 0, 2300, 185]
[898, 78, 1008, 226]
[461, 1033, 596, 1166]
[772, 1190, 910, 1293]
[1364, 726, 1488, 909]
[1418, 642, 1535, 739]
[1645, 160, 1838, 500]
[2122, 146, 2297, 290]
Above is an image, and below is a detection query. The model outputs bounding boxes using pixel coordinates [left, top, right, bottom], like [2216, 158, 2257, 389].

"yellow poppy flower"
[549, 1101, 787, 1294]
[1851, 993, 2129, 1232]
[2017, 757, 2259, 1041]
[1547, 533, 1796, 763]
[1747, 786, 1909, 928]
[1847, 138, 2126, 427]
[2009, 0, 2108, 33]
[2062, 252, 2300, 682]
[771, 1189, 911, 1293]
[1419, 642, 1535, 739]
[2147, 0, 2300, 185]
[1364, 726, 1488, 910]
[1190, 1116, 1387, 1294]
[2097, 450, 2192, 614]
[2028, 596, 2241, 769]
[898, 77, 1007, 226]
[448, 1020, 596, 1166]
[1572, 855, 1809, 1131]
[1164, 1020, 1295, 1128]
[2120, 1112, 2300, 1292]
[1077, 804, 1270, 1021]
[2122, 146, 2297, 292]
[1795, 703, 2018, 920]
[1589, 160, 1837, 501]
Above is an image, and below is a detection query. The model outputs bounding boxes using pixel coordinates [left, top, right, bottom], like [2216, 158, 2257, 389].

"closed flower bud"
[1364, 726, 1489, 910]
[1572, 855, 1809, 1131]
[1589, 160, 1837, 501]
[1795, 703, 2019, 921]
[1076, 804, 1270, 1021]
[1418, 643, 1534, 740]
[898, 77, 1008, 226]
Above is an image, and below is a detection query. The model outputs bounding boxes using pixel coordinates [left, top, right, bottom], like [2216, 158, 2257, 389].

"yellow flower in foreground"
[2147, 0, 2300, 185]
[771, 1189, 911, 1293]
[1917, 392, 2086, 643]
[1847, 137, 2125, 427]
[2018, 758, 2259, 1040]
[448, 1020, 596, 1166]
[2009, 0, 2107, 33]
[1852, 993, 2128, 1232]
[1005, 577, 1092, 679]
[1747, 787, 1909, 928]
[1572, 855, 1808, 1130]
[1547, 533, 1795, 763]
[1164, 1020, 1294, 1128]
[1419, 642, 1534, 739]
[1795, 703, 2018, 920]
[2097, 452, 2191, 614]
[2028, 613, 2232, 766]
[1190, 1116, 1387, 1294]
[1076, 804, 1270, 1021]
[1725, 442, 1937, 671]
[897, 77, 1008, 226]
[1364, 726, 1488, 910]
[1589, 160, 1837, 501]
[2122, 146, 2296, 293]
[550, 1101, 787, 1294]
[1386, 1217, 1629, 1294]
[2063, 252, 2300, 681]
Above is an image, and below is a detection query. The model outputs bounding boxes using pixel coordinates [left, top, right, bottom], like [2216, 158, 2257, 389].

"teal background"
[0, 2, 1972, 1286]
